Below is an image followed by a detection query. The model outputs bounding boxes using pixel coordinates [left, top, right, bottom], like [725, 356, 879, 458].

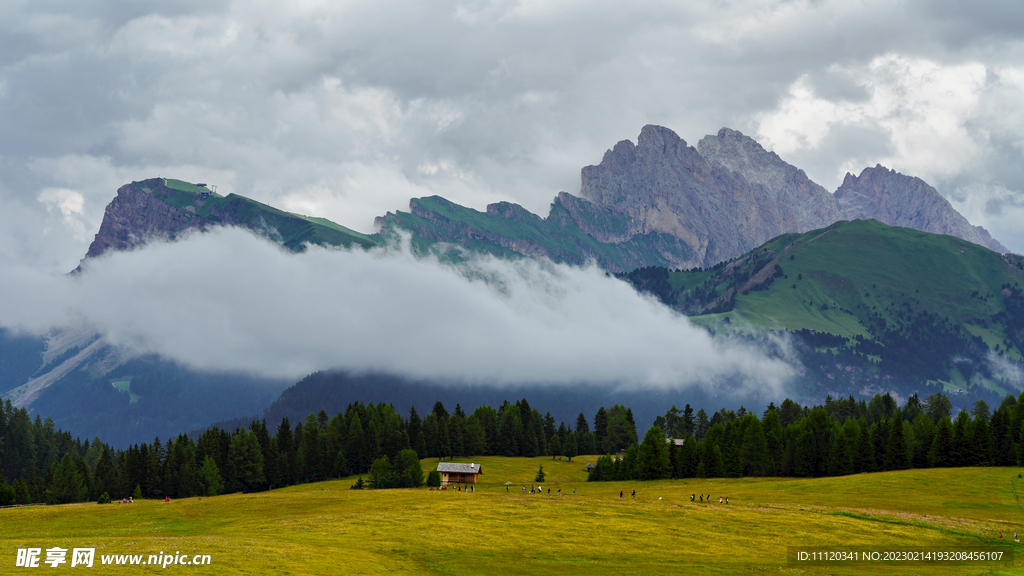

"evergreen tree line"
[0, 397, 638, 503]
[588, 391, 1024, 482]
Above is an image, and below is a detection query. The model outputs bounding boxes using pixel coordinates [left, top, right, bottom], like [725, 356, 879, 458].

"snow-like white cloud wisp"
[0, 228, 795, 394]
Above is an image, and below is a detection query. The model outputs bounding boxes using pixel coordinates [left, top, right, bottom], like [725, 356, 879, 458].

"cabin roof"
[437, 462, 481, 474]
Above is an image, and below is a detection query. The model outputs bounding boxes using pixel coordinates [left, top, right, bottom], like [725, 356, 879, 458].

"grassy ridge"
[381, 195, 693, 272]
[144, 178, 379, 251]
[668, 220, 1024, 395]
[3, 457, 1021, 575]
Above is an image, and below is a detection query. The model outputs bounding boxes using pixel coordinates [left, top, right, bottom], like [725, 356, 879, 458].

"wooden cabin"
[437, 462, 482, 486]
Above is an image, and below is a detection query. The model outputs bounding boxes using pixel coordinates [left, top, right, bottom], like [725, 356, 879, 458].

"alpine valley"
[2, 125, 1021, 446]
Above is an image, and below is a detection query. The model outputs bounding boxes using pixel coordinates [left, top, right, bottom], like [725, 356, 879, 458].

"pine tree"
[46, 454, 87, 504]
[696, 408, 710, 439]
[929, 417, 954, 468]
[564, 433, 579, 462]
[682, 404, 696, 437]
[229, 429, 266, 493]
[740, 417, 772, 477]
[549, 434, 561, 459]
[883, 412, 911, 471]
[636, 426, 670, 480]
[593, 407, 608, 450]
[911, 414, 934, 468]
[969, 414, 993, 466]
[368, 456, 392, 489]
[826, 424, 853, 476]
[198, 456, 224, 496]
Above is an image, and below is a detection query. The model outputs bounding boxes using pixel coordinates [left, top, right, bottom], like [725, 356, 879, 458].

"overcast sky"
[3, 0, 1024, 272]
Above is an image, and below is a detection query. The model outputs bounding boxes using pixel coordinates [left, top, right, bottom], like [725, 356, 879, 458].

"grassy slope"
[150, 178, 379, 251]
[686, 220, 1018, 334]
[681, 221, 1024, 389]
[384, 196, 691, 271]
[3, 457, 1021, 575]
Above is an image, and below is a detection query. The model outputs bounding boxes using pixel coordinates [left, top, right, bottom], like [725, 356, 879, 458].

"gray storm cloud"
[3, 0, 1024, 277]
[0, 229, 795, 392]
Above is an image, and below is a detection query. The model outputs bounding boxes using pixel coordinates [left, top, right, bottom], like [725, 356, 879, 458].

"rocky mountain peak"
[697, 127, 841, 233]
[835, 165, 1008, 253]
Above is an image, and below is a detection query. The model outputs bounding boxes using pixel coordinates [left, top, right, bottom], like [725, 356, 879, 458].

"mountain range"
[1, 124, 1019, 445]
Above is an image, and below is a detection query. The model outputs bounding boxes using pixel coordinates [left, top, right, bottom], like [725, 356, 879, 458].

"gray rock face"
[83, 181, 201, 262]
[697, 127, 842, 232]
[835, 166, 1008, 253]
[579, 125, 843, 268]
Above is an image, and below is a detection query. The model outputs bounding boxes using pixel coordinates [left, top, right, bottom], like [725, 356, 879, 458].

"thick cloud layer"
[0, 228, 795, 393]
[2, 0, 1024, 275]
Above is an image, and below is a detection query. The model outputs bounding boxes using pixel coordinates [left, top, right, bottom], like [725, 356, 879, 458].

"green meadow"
[3, 456, 1022, 575]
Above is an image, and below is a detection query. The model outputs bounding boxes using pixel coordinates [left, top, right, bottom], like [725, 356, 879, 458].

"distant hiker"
[506, 486, 509, 493]
[699, 495, 703, 502]
[164, 497, 169, 502]
[725, 497, 729, 504]
[690, 494, 694, 502]
[620, 491, 623, 498]
[719, 497, 723, 503]
[557, 488, 561, 496]
[547, 488, 550, 494]
[522, 486, 525, 493]
[631, 490, 636, 498]
[573, 488, 577, 496]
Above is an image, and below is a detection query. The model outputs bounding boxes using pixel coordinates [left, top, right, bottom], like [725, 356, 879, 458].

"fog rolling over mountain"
[1, 123, 1017, 446]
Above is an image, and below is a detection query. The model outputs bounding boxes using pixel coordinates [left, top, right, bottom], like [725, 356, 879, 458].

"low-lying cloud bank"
[0, 228, 795, 393]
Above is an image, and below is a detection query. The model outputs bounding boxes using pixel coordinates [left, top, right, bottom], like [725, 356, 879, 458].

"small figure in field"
[725, 497, 729, 504]
[620, 491, 623, 498]
[631, 490, 636, 498]
[719, 496, 722, 503]
[557, 488, 561, 496]
[522, 486, 525, 493]
[531, 485, 535, 494]
[573, 488, 577, 496]
[547, 488, 550, 495]
[690, 494, 694, 502]
[699, 495, 703, 502]
[506, 485, 509, 493]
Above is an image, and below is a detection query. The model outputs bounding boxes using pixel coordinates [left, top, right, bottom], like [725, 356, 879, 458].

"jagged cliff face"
[84, 180, 207, 261]
[697, 127, 842, 232]
[78, 178, 377, 271]
[835, 166, 1008, 253]
[376, 125, 1011, 272]
[578, 125, 842, 267]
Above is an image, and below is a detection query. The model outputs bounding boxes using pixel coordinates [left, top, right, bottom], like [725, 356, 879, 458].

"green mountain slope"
[622, 219, 1024, 398]
[376, 194, 694, 272]
[153, 178, 379, 251]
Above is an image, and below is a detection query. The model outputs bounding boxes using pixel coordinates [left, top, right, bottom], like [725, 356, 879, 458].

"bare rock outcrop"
[578, 125, 843, 268]
[697, 127, 842, 232]
[835, 166, 1008, 253]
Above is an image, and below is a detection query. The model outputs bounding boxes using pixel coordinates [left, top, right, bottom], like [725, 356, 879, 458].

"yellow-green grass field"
[3, 457, 1023, 575]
